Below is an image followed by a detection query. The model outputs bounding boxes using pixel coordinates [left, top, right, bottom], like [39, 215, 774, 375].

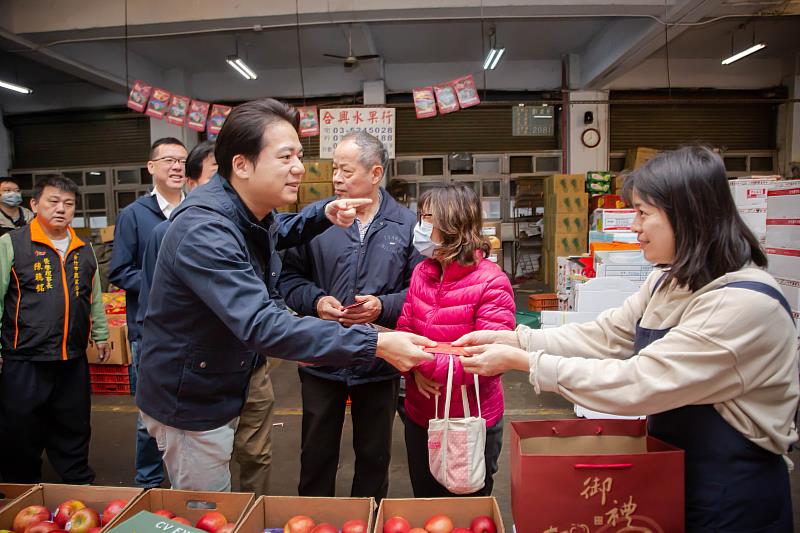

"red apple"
[284, 515, 315, 533]
[54, 502, 86, 530]
[383, 516, 410, 533]
[341, 520, 368, 533]
[24, 522, 61, 533]
[410, 530, 427, 533]
[13, 506, 51, 533]
[423, 515, 453, 533]
[469, 516, 496, 533]
[310, 524, 336, 533]
[100, 500, 128, 525]
[453, 530, 472, 533]
[217, 524, 236, 533]
[87, 528, 102, 533]
[195, 512, 228, 533]
[172, 518, 191, 526]
[65, 508, 100, 533]
[153, 510, 176, 519]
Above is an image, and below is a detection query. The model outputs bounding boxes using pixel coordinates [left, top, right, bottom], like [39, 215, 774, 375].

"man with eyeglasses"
[109, 136, 187, 489]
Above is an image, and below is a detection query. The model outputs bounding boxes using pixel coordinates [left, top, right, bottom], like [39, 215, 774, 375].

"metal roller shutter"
[7, 109, 150, 169]
[609, 91, 777, 152]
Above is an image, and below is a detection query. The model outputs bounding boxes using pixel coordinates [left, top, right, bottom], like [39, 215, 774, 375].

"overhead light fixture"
[483, 26, 505, 70]
[721, 42, 766, 65]
[226, 56, 258, 80]
[0, 79, 33, 95]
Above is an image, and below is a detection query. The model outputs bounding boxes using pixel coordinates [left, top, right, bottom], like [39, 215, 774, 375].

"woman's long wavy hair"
[620, 145, 766, 292]
[418, 184, 491, 266]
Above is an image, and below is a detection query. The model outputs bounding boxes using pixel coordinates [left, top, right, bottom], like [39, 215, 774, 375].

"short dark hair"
[149, 137, 186, 160]
[215, 98, 299, 180]
[621, 146, 766, 292]
[419, 183, 490, 266]
[185, 141, 216, 181]
[33, 174, 79, 202]
[0, 178, 19, 188]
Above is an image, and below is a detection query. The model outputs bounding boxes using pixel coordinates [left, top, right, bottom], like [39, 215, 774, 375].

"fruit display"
[383, 515, 497, 533]
[11, 499, 130, 533]
[150, 510, 233, 532]
[278, 516, 369, 533]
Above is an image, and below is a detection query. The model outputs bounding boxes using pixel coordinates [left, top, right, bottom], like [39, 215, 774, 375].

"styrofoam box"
[738, 206, 767, 243]
[776, 277, 800, 314]
[729, 178, 778, 208]
[766, 181, 800, 219]
[589, 230, 639, 244]
[594, 250, 654, 286]
[540, 310, 600, 326]
[766, 247, 800, 280]
[574, 277, 639, 314]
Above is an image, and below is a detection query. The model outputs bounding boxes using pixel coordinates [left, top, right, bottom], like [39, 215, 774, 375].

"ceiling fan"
[323, 28, 381, 68]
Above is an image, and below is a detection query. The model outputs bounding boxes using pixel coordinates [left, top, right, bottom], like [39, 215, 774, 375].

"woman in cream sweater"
[456, 146, 798, 532]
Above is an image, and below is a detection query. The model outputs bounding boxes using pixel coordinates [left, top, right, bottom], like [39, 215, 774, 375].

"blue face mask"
[413, 220, 441, 258]
[1, 192, 22, 208]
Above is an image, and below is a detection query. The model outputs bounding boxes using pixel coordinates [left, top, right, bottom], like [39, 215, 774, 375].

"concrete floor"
[38, 289, 800, 529]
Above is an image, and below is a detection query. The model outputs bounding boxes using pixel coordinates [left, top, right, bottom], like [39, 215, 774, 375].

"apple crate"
[235, 495, 374, 533]
[528, 293, 559, 312]
[0, 483, 143, 532]
[374, 497, 505, 533]
[89, 364, 130, 376]
[0, 484, 37, 514]
[105, 489, 254, 532]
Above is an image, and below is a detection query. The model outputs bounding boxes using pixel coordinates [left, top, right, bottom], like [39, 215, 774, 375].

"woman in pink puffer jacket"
[396, 183, 515, 497]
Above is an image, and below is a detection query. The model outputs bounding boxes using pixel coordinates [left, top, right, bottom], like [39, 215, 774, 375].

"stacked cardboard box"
[766, 181, 800, 355]
[542, 174, 588, 290]
[624, 146, 660, 170]
[729, 177, 779, 243]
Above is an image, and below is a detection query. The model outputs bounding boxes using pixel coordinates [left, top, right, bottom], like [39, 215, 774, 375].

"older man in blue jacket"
[136, 98, 433, 492]
[279, 131, 421, 500]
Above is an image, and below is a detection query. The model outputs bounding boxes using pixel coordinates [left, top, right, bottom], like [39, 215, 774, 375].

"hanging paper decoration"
[412, 87, 437, 119]
[433, 84, 460, 115]
[126, 80, 152, 113]
[450, 75, 480, 109]
[166, 95, 190, 126]
[208, 104, 232, 135]
[145, 88, 171, 119]
[187, 100, 210, 132]
[298, 106, 320, 137]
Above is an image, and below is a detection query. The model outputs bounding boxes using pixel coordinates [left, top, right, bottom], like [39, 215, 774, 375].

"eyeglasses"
[152, 157, 187, 166]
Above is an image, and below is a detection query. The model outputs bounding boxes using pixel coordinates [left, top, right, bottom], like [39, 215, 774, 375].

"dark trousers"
[131, 340, 165, 488]
[405, 415, 503, 498]
[0, 357, 95, 484]
[298, 370, 399, 499]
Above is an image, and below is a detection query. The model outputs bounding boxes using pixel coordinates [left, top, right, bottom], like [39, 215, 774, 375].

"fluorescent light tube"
[483, 48, 497, 70]
[488, 47, 505, 70]
[0, 79, 33, 94]
[721, 42, 766, 65]
[226, 56, 257, 80]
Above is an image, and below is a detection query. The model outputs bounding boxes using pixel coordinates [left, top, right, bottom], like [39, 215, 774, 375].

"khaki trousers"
[233, 361, 275, 495]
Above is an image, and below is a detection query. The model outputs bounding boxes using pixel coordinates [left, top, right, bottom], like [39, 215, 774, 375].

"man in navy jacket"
[136, 98, 434, 491]
[280, 131, 421, 500]
[110, 136, 187, 489]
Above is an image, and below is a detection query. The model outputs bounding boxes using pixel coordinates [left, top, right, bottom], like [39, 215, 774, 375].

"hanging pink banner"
[412, 87, 437, 119]
[145, 88, 171, 119]
[450, 74, 480, 109]
[187, 100, 210, 132]
[166, 95, 190, 126]
[126, 80, 152, 113]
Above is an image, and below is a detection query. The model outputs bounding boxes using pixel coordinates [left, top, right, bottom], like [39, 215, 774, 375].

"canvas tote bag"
[427, 354, 486, 494]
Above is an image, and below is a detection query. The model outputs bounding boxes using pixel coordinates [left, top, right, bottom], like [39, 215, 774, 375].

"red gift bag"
[510, 419, 684, 533]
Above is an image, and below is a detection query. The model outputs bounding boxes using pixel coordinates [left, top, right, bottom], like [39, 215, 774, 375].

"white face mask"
[413, 220, 441, 258]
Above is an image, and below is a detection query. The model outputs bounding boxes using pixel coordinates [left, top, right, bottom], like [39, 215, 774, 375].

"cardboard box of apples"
[0, 485, 37, 515]
[234, 495, 374, 533]
[104, 489, 253, 533]
[0, 484, 143, 533]
[376, 498, 504, 533]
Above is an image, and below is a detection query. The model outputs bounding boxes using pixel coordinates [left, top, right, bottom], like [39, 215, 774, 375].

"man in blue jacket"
[109, 136, 187, 489]
[279, 131, 421, 500]
[136, 98, 434, 492]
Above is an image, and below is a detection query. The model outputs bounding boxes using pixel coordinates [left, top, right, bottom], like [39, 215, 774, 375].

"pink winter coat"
[396, 254, 516, 428]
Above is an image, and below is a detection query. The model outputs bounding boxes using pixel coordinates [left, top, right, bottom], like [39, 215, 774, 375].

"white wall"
[567, 90, 609, 173]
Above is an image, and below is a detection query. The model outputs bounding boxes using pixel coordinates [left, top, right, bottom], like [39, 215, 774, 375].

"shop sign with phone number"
[319, 108, 395, 159]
